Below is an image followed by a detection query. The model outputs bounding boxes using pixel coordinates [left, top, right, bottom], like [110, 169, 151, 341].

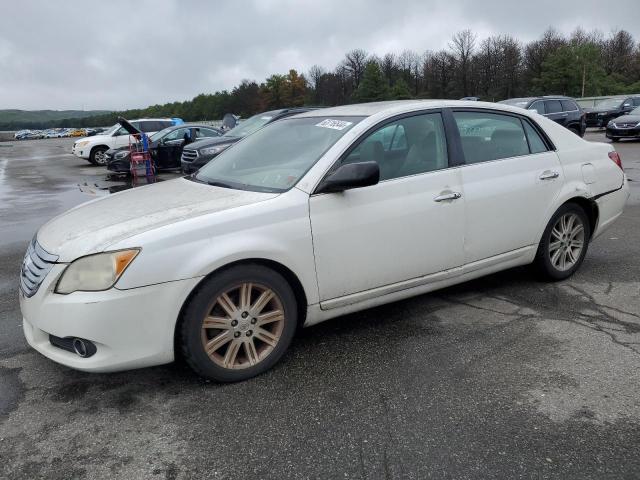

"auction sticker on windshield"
[315, 119, 353, 130]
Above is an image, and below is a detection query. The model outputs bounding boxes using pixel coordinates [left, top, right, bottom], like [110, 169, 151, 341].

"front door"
[309, 111, 465, 302]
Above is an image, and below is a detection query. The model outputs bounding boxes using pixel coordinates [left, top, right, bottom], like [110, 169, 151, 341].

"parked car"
[181, 108, 317, 173]
[605, 106, 640, 142]
[20, 100, 628, 382]
[583, 95, 640, 128]
[71, 118, 181, 165]
[498, 96, 586, 136]
[106, 124, 222, 173]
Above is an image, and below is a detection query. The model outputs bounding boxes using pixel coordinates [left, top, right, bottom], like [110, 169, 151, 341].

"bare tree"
[342, 49, 369, 89]
[449, 30, 477, 96]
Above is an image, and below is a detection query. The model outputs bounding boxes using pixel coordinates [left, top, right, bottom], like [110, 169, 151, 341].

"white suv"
[71, 118, 177, 165]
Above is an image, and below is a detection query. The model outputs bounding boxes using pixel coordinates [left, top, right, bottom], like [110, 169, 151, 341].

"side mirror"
[316, 161, 380, 194]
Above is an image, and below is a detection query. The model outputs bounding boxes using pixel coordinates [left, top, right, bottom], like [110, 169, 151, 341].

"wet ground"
[1, 134, 639, 479]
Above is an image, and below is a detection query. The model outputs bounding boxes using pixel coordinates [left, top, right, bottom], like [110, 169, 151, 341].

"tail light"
[608, 151, 623, 170]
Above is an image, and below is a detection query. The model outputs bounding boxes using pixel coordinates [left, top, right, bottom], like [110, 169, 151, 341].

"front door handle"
[539, 170, 560, 180]
[434, 191, 462, 202]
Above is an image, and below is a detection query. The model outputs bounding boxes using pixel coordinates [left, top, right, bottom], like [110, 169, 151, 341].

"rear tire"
[533, 203, 591, 281]
[179, 264, 298, 382]
[89, 146, 108, 166]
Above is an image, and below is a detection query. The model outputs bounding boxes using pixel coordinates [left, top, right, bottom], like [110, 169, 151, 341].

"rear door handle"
[434, 192, 462, 202]
[539, 170, 560, 180]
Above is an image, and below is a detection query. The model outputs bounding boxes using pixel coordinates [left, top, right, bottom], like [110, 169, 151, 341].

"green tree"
[390, 78, 412, 99]
[353, 62, 390, 102]
[536, 43, 605, 96]
[282, 69, 307, 106]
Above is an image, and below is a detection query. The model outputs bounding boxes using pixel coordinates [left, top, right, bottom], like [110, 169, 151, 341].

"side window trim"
[313, 109, 451, 193]
[449, 107, 556, 166]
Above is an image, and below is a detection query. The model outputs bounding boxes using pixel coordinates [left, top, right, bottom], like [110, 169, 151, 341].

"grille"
[616, 123, 637, 129]
[20, 237, 58, 297]
[181, 148, 198, 163]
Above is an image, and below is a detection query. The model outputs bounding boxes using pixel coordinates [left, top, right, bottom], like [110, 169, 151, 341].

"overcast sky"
[1, 0, 639, 111]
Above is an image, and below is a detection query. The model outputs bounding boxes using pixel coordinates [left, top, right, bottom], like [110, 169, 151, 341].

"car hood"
[37, 177, 278, 261]
[187, 136, 240, 151]
[76, 134, 110, 144]
[611, 114, 640, 124]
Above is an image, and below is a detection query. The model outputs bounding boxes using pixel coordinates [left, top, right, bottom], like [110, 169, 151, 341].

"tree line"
[6, 27, 640, 129]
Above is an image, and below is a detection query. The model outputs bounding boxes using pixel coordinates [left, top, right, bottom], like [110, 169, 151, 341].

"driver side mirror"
[316, 161, 380, 194]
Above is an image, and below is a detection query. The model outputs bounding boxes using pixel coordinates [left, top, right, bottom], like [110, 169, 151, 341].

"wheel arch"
[173, 258, 308, 357]
[563, 196, 599, 239]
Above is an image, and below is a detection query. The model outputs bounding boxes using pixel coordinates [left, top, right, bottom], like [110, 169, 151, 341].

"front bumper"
[106, 157, 131, 173]
[606, 126, 640, 139]
[20, 268, 202, 372]
[71, 143, 91, 159]
[181, 154, 215, 174]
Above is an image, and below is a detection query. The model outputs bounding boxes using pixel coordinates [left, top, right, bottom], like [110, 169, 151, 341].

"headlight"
[55, 249, 139, 294]
[200, 144, 229, 156]
[608, 121, 616, 128]
[114, 150, 129, 160]
[76, 140, 89, 147]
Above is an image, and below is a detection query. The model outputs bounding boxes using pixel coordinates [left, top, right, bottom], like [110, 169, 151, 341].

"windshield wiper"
[206, 179, 234, 189]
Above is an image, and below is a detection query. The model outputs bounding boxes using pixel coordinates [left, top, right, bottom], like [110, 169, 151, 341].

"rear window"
[544, 100, 562, 114]
[453, 111, 530, 164]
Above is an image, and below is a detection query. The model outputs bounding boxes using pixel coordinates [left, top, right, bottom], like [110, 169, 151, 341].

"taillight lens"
[608, 151, 623, 170]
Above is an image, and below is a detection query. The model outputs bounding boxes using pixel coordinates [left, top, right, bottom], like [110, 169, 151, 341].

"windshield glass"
[150, 126, 175, 141]
[596, 98, 624, 109]
[223, 113, 278, 138]
[102, 124, 119, 136]
[631, 107, 640, 116]
[196, 116, 363, 193]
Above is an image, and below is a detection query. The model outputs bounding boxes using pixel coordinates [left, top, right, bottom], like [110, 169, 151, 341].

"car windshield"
[223, 113, 277, 138]
[195, 116, 363, 193]
[630, 107, 640, 115]
[596, 98, 624, 109]
[101, 124, 120, 136]
[150, 126, 175, 141]
[499, 98, 530, 108]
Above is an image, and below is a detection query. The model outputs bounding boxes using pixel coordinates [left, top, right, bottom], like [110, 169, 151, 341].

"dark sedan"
[606, 106, 640, 142]
[106, 124, 221, 173]
[584, 96, 640, 128]
[181, 107, 317, 174]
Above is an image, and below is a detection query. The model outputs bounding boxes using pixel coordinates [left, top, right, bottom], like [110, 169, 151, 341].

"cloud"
[1, 0, 638, 110]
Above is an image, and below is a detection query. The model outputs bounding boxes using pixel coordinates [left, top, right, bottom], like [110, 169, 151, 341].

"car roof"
[292, 100, 535, 118]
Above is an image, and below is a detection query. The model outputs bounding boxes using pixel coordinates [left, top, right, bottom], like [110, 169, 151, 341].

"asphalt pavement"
[0, 133, 639, 479]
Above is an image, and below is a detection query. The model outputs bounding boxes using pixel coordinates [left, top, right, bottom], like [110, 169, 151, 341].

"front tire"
[179, 264, 298, 382]
[89, 146, 108, 166]
[533, 203, 591, 281]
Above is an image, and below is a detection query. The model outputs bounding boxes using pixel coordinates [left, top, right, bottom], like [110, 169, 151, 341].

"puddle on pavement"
[76, 172, 181, 197]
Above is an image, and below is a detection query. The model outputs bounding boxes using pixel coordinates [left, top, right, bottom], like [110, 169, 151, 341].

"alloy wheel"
[94, 150, 107, 165]
[200, 282, 285, 369]
[548, 212, 585, 271]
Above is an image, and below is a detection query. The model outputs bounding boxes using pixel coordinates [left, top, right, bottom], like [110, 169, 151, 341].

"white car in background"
[21, 100, 628, 382]
[71, 118, 177, 165]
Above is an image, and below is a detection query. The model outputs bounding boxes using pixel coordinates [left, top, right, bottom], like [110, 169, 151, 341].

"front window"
[150, 126, 176, 141]
[223, 113, 278, 138]
[196, 116, 363, 193]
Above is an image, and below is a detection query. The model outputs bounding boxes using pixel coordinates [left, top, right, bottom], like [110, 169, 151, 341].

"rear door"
[543, 100, 567, 127]
[452, 109, 564, 264]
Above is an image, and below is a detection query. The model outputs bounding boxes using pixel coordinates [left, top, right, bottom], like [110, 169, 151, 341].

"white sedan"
[20, 100, 629, 382]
